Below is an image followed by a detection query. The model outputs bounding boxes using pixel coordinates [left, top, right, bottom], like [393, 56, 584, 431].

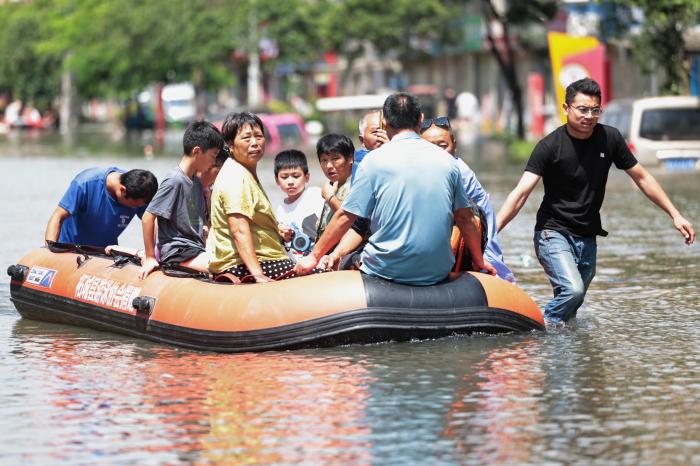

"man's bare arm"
[45, 206, 71, 243]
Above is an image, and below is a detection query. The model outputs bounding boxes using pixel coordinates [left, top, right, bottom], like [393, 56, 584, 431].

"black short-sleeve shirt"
[525, 124, 637, 237]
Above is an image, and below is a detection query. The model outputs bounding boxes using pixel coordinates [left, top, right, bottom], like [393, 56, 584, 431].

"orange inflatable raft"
[8, 247, 544, 352]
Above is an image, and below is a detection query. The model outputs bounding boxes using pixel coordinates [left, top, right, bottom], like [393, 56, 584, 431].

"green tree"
[216, 0, 323, 66]
[318, 0, 463, 82]
[41, 0, 235, 100]
[617, 0, 700, 94]
[0, 2, 61, 111]
[222, 0, 326, 104]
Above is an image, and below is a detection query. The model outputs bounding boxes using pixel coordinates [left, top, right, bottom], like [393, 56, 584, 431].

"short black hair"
[215, 145, 230, 167]
[316, 133, 355, 160]
[383, 92, 422, 130]
[221, 112, 265, 143]
[182, 120, 224, 155]
[274, 149, 309, 177]
[120, 169, 158, 202]
[565, 78, 601, 105]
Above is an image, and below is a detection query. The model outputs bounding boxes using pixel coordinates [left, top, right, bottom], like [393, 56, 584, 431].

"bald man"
[352, 110, 388, 181]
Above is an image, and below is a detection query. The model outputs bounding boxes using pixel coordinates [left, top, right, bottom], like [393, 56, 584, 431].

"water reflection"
[9, 320, 373, 465]
[2, 144, 699, 464]
[441, 337, 544, 465]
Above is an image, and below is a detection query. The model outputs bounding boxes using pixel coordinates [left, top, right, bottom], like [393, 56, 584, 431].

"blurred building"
[304, 1, 684, 140]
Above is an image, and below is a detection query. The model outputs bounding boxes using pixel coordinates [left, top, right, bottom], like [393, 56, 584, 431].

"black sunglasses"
[420, 116, 451, 132]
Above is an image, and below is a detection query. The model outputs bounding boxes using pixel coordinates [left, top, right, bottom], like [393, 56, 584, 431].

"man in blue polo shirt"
[295, 92, 496, 285]
[45, 167, 158, 248]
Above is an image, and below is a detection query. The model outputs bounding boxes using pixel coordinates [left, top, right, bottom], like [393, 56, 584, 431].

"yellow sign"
[547, 32, 600, 123]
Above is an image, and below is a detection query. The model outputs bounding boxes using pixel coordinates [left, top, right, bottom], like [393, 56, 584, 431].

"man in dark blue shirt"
[45, 167, 158, 248]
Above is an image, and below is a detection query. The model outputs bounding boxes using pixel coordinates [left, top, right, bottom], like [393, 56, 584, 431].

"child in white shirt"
[274, 150, 324, 257]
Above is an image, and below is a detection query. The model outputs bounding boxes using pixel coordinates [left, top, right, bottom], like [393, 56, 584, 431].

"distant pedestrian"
[497, 78, 695, 326]
[443, 88, 458, 120]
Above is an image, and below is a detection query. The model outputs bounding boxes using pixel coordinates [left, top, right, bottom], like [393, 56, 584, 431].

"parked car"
[259, 112, 308, 152]
[162, 82, 197, 124]
[600, 96, 700, 171]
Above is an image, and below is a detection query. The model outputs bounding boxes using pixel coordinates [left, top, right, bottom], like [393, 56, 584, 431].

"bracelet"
[327, 193, 336, 203]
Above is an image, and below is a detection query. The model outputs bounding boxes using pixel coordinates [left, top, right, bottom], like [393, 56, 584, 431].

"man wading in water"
[497, 78, 695, 327]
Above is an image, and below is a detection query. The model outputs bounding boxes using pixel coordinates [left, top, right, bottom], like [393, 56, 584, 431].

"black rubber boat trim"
[10, 284, 543, 353]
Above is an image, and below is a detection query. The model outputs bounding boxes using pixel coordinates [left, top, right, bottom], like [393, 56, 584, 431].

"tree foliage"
[319, 0, 463, 62]
[0, 0, 558, 118]
[0, 2, 61, 109]
[41, 0, 237, 99]
[615, 0, 700, 94]
[0, 0, 239, 106]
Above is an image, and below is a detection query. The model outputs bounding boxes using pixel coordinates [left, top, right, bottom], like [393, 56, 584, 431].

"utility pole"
[59, 52, 77, 137]
[247, 4, 261, 107]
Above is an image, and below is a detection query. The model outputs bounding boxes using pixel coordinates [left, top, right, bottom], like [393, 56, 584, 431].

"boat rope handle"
[161, 264, 211, 281]
[47, 240, 107, 256]
[76, 254, 91, 268]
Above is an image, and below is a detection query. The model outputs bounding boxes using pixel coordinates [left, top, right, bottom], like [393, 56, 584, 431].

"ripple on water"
[1, 159, 699, 465]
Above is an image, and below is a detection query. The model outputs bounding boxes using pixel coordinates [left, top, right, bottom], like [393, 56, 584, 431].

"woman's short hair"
[221, 112, 265, 143]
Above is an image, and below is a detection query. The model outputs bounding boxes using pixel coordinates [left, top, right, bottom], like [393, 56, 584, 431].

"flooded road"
[1, 136, 699, 465]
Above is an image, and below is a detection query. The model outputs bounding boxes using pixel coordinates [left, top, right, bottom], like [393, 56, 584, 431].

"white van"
[600, 96, 700, 171]
[162, 82, 196, 123]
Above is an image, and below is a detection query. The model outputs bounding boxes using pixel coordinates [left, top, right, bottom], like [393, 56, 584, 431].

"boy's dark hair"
[215, 145, 230, 167]
[565, 78, 601, 105]
[316, 133, 355, 160]
[383, 92, 422, 130]
[274, 149, 309, 176]
[221, 111, 265, 143]
[183, 120, 224, 155]
[121, 169, 158, 202]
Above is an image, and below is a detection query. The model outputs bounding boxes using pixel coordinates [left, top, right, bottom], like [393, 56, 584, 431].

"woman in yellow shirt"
[208, 112, 303, 282]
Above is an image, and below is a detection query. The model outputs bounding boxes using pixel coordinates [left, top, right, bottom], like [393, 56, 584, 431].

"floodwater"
[1, 130, 699, 465]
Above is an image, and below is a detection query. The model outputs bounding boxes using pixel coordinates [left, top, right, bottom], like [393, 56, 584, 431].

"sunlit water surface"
[1, 134, 699, 465]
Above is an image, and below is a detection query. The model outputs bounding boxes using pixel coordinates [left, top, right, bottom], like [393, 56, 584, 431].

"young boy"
[139, 121, 225, 279]
[315, 134, 355, 240]
[198, 144, 230, 240]
[274, 149, 324, 256]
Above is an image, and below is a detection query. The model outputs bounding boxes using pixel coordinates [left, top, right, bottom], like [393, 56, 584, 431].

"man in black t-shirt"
[497, 78, 695, 326]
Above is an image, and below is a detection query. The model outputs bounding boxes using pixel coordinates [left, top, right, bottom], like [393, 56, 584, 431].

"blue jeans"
[533, 229, 597, 323]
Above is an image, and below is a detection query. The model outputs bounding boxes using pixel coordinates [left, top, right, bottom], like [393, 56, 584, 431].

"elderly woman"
[207, 112, 297, 282]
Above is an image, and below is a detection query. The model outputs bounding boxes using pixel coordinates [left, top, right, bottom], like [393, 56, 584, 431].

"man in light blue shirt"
[295, 92, 495, 285]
